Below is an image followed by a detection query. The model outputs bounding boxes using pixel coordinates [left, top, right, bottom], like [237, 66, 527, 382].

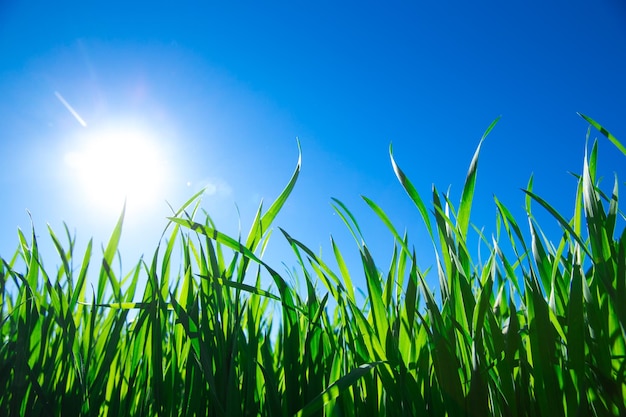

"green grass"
[2, 113, 625, 416]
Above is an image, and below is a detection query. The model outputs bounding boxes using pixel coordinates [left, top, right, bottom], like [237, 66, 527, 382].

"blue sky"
[1, 1, 625, 292]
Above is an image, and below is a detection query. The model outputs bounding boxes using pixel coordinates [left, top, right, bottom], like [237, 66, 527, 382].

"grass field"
[2, 114, 625, 416]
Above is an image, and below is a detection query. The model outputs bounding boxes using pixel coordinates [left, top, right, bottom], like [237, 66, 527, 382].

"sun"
[64, 123, 167, 213]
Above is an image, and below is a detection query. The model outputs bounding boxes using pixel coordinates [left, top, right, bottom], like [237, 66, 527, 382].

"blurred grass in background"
[1, 114, 625, 416]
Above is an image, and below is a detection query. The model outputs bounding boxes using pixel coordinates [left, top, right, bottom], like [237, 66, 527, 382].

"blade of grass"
[458, 116, 500, 239]
[389, 143, 434, 238]
[579, 113, 626, 156]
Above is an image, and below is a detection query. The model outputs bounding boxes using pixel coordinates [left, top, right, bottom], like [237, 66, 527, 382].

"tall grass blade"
[245, 140, 301, 252]
[389, 144, 434, 238]
[579, 113, 626, 156]
[97, 203, 125, 304]
[458, 116, 500, 238]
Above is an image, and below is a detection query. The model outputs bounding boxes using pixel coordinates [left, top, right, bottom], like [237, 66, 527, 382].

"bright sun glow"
[64, 124, 167, 213]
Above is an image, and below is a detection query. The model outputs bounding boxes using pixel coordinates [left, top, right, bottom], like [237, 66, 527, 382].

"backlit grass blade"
[97, 203, 125, 304]
[525, 174, 534, 215]
[361, 244, 389, 342]
[245, 140, 301, 252]
[494, 196, 530, 269]
[331, 197, 365, 246]
[162, 186, 206, 236]
[617, 230, 626, 333]
[528, 217, 553, 293]
[16, 226, 30, 265]
[389, 143, 433, 238]
[331, 236, 356, 302]
[47, 224, 72, 285]
[404, 252, 419, 334]
[244, 202, 264, 256]
[582, 146, 612, 265]
[607, 174, 619, 241]
[579, 112, 626, 156]
[23, 220, 40, 291]
[362, 195, 411, 257]
[522, 189, 593, 259]
[279, 227, 347, 301]
[69, 238, 92, 311]
[458, 116, 500, 239]
[431, 186, 455, 285]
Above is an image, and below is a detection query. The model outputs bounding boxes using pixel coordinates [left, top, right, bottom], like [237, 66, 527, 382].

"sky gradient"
[1, 1, 625, 291]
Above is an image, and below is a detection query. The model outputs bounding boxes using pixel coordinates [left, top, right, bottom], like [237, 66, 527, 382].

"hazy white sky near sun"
[1, 1, 625, 290]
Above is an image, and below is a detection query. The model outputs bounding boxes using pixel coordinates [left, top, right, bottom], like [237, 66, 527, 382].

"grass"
[2, 113, 625, 416]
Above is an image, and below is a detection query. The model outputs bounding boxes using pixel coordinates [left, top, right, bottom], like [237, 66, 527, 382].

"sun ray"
[54, 91, 87, 127]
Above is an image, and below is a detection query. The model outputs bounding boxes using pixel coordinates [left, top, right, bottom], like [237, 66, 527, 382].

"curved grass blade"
[47, 224, 71, 284]
[331, 197, 365, 246]
[245, 140, 301, 252]
[522, 189, 593, 260]
[579, 113, 626, 156]
[389, 143, 433, 238]
[362, 195, 411, 257]
[458, 116, 500, 238]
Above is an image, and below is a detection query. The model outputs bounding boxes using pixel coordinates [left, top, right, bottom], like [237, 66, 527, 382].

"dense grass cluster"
[2, 114, 625, 416]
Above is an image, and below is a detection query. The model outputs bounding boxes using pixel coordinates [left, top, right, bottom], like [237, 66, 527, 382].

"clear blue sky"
[1, 1, 625, 292]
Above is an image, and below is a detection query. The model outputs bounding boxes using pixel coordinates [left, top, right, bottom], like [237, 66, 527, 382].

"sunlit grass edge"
[1, 114, 625, 416]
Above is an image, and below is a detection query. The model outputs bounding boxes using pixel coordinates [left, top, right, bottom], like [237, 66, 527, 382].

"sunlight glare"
[64, 124, 167, 213]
